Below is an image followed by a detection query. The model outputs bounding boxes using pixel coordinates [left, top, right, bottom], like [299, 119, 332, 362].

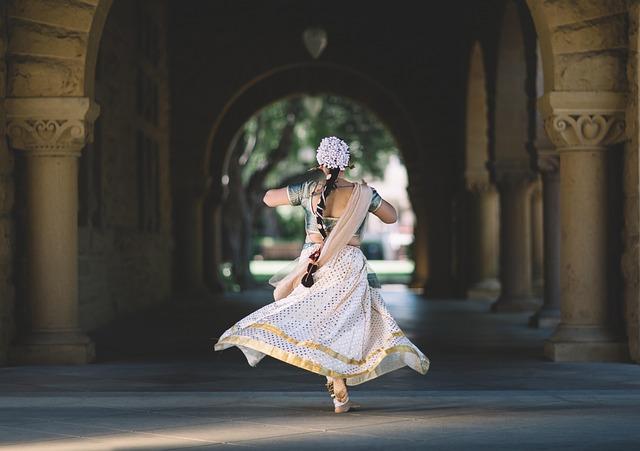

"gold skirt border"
[214, 334, 430, 386]
[246, 322, 405, 366]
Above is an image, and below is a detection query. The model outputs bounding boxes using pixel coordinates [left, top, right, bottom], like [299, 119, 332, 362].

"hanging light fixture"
[302, 27, 328, 59]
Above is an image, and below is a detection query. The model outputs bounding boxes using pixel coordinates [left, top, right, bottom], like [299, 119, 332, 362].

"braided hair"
[301, 167, 341, 287]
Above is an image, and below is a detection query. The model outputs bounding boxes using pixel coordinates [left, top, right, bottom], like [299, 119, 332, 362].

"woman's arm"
[263, 187, 291, 207]
[373, 199, 398, 224]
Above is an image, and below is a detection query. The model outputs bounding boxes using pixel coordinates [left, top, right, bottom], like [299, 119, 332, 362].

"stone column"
[529, 152, 561, 328]
[203, 184, 225, 293]
[530, 178, 544, 295]
[6, 97, 99, 364]
[407, 184, 429, 289]
[422, 177, 456, 297]
[466, 181, 500, 298]
[491, 162, 540, 312]
[174, 177, 212, 299]
[541, 92, 628, 361]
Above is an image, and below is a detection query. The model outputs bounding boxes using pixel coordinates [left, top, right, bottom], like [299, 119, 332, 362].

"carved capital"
[467, 180, 494, 194]
[538, 91, 626, 151]
[490, 159, 536, 186]
[544, 113, 625, 149]
[464, 169, 492, 193]
[5, 97, 100, 157]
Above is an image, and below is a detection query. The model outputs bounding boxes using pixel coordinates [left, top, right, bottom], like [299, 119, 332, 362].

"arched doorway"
[193, 63, 426, 295]
[211, 94, 414, 292]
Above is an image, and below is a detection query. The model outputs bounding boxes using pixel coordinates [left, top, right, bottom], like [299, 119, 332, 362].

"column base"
[408, 280, 425, 290]
[544, 325, 629, 362]
[11, 331, 95, 365]
[467, 278, 501, 300]
[491, 295, 541, 313]
[529, 307, 561, 328]
[533, 278, 544, 297]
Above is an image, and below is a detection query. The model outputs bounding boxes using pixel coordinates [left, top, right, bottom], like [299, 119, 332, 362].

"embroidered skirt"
[214, 243, 430, 385]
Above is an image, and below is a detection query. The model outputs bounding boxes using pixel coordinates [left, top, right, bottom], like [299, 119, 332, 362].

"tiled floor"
[1, 287, 640, 450]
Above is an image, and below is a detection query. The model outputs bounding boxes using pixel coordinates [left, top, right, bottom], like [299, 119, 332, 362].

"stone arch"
[199, 62, 425, 291]
[204, 62, 423, 189]
[526, 0, 628, 93]
[6, 0, 113, 97]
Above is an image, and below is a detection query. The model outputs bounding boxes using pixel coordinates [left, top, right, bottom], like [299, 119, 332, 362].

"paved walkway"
[1, 287, 640, 450]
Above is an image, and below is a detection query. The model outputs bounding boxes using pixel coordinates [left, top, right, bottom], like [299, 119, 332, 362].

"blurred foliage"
[228, 94, 400, 252]
[239, 95, 399, 189]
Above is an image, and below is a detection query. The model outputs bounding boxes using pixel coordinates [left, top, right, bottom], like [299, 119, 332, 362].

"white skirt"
[214, 243, 430, 385]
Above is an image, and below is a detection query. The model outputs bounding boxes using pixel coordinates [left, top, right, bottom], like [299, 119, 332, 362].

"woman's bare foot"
[331, 377, 351, 413]
[332, 377, 347, 398]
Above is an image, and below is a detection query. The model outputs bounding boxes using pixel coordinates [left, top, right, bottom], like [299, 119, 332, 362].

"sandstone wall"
[77, 0, 172, 332]
[528, 0, 629, 92]
[0, 3, 15, 364]
[625, 1, 640, 362]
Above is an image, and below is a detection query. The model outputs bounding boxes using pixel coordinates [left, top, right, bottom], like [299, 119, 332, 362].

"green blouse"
[286, 179, 383, 238]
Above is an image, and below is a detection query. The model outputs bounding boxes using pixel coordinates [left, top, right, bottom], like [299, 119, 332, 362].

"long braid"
[314, 168, 340, 238]
[301, 167, 340, 287]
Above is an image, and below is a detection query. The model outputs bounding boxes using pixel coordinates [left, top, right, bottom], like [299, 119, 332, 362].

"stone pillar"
[541, 92, 628, 361]
[407, 184, 429, 289]
[529, 153, 561, 328]
[466, 181, 500, 298]
[422, 177, 456, 297]
[6, 97, 99, 364]
[203, 185, 225, 293]
[174, 177, 212, 298]
[491, 163, 540, 312]
[530, 178, 544, 295]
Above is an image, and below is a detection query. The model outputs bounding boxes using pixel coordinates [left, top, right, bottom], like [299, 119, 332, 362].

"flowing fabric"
[214, 181, 430, 385]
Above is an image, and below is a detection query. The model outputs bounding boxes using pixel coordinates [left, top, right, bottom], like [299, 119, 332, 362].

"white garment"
[214, 243, 430, 385]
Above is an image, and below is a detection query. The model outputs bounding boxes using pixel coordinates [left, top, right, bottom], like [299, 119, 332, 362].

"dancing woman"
[214, 137, 429, 413]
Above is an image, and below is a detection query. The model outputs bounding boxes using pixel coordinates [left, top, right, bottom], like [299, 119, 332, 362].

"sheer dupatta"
[269, 182, 373, 301]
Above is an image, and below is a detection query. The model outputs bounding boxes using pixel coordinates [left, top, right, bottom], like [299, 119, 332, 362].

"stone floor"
[1, 287, 640, 450]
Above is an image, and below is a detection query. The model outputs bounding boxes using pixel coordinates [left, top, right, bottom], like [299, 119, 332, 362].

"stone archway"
[6, 0, 112, 97]
[197, 62, 425, 292]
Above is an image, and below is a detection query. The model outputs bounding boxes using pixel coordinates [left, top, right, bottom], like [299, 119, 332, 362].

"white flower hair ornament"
[316, 136, 351, 170]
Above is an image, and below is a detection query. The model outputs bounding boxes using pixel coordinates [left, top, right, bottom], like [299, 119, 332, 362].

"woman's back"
[286, 178, 383, 239]
[310, 182, 355, 218]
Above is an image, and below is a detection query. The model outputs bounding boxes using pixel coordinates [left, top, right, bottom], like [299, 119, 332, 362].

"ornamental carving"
[5, 97, 100, 157]
[544, 113, 625, 150]
[490, 159, 537, 186]
[7, 119, 88, 156]
[467, 180, 495, 194]
[464, 169, 493, 193]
